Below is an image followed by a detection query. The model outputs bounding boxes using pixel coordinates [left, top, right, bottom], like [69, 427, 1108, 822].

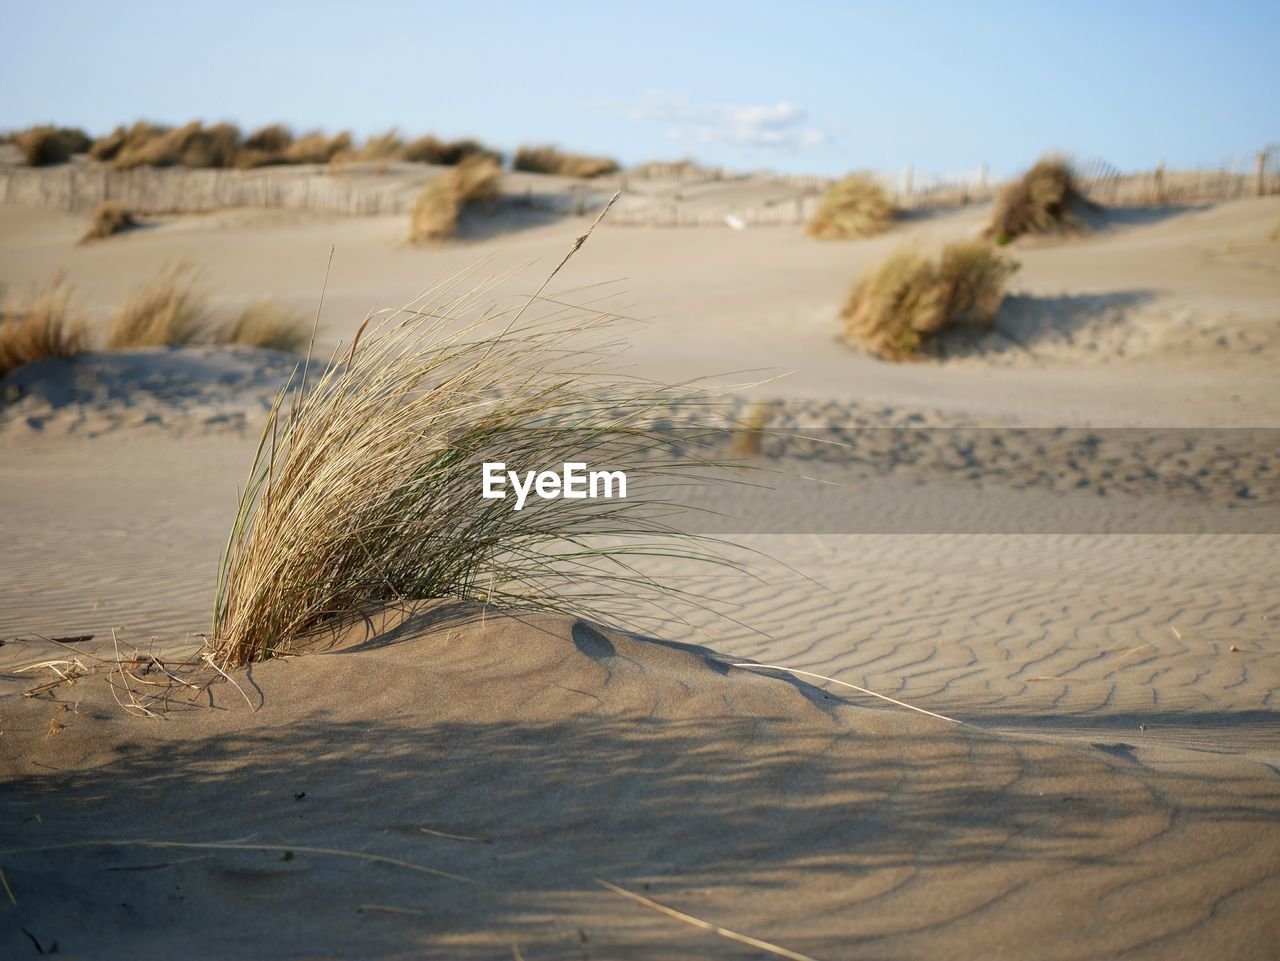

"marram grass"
[210, 260, 738, 667]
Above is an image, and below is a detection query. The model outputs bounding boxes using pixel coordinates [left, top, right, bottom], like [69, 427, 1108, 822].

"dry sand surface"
[2, 188, 1279, 958]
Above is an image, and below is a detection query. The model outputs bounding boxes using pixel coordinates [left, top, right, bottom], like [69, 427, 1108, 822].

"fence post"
[1154, 162, 1165, 204]
[1257, 150, 1268, 197]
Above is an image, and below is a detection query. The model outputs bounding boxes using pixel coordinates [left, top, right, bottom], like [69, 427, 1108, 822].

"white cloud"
[595, 91, 831, 152]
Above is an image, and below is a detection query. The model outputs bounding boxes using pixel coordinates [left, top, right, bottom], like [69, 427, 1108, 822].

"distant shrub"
[282, 130, 352, 165]
[807, 172, 896, 240]
[80, 201, 137, 243]
[409, 156, 502, 242]
[0, 280, 89, 377]
[14, 125, 91, 166]
[90, 122, 165, 163]
[352, 129, 405, 163]
[514, 145, 619, 178]
[223, 302, 310, 352]
[402, 135, 501, 166]
[106, 266, 208, 348]
[986, 156, 1087, 243]
[113, 121, 243, 169]
[841, 241, 1019, 360]
[244, 123, 295, 154]
[232, 123, 295, 168]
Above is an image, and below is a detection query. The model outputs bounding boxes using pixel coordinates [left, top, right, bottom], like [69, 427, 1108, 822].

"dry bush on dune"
[409, 156, 502, 242]
[934, 240, 1020, 328]
[112, 121, 244, 170]
[985, 156, 1089, 244]
[244, 123, 295, 155]
[14, 125, 91, 166]
[234, 123, 296, 168]
[807, 172, 897, 240]
[80, 201, 137, 243]
[402, 135, 501, 166]
[106, 266, 209, 348]
[90, 121, 165, 163]
[0, 281, 89, 377]
[841, 249, 941, 359]
[209, 257, 730, 667]
[351, 130, 405, 163]
[223, 302, 310, 352]
[841, 241, 1019, 360]
[283, 130, 352, 165]
[514, 145, 620, 178]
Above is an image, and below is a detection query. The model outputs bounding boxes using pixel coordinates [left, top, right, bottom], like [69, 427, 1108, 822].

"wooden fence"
[3, 147, 1276, 228]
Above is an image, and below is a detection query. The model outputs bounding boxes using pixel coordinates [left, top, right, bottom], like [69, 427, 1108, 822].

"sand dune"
[4, 604, 1278, 959]
[2, 195, 1278, 424]
[2, 192, 1278, 957]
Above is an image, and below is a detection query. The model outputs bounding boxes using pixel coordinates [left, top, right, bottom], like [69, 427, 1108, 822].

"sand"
[2, 185, 1278, 958]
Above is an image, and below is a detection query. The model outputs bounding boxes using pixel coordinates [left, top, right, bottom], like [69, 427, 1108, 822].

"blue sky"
[3, 0, 1276, 177]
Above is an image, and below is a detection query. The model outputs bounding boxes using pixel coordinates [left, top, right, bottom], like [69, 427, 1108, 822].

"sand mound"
[3, 603, 1277, 959]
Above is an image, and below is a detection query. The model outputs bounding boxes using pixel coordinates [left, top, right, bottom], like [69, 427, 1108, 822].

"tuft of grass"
[934, 240, 1020, 328]
[807, 173, 896, 240]
[14, 126, 91, 166]
[223, 302, 310, 352]
[401, 135, 501, 166]
[80, 201, 137, 243]
[244, 123, 295, 155]
[233, 123, 296, 168]
[514, 145, 619, 178]
[113, 121, 242, 170]
[106, 266, 209, 348]
[283, 130, 352, 165]
[409, 156, 502, 242]
[0, 280, 89, 377]
[90, 121, 165, 163]
[209, 254, 732, 668]
[350, 130, 405, 163]
[840, 241, 1019, 360]
[985, 156, 1087, 243]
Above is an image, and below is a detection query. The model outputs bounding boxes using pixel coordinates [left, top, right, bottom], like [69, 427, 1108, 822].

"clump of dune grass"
[514, 145, 619, 178]
[80, 201, 137, 243]
[0, 280, 89, 377]
[284, 130, 352, 165]
[401, 135, 501, 166]
[223, 302, 310, 352]
[90, 121, 165, 163]
[106, 266, 208, 348]
[807, 173, 897, 240]
[14, 125, 91, 166]
[210, 210, 733, 667]
[934, 240, 1019, 328]
[244, 123, 295, 155]
[113, 121, 242, 169]
[985, 156, 1089, 244]
[350, 130, 404, 163]
[409, 156, 502, 242]
[841, 241, 1019, 359]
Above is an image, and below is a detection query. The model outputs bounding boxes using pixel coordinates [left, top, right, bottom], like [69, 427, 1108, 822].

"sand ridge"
[3, 604, 1278, 959]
